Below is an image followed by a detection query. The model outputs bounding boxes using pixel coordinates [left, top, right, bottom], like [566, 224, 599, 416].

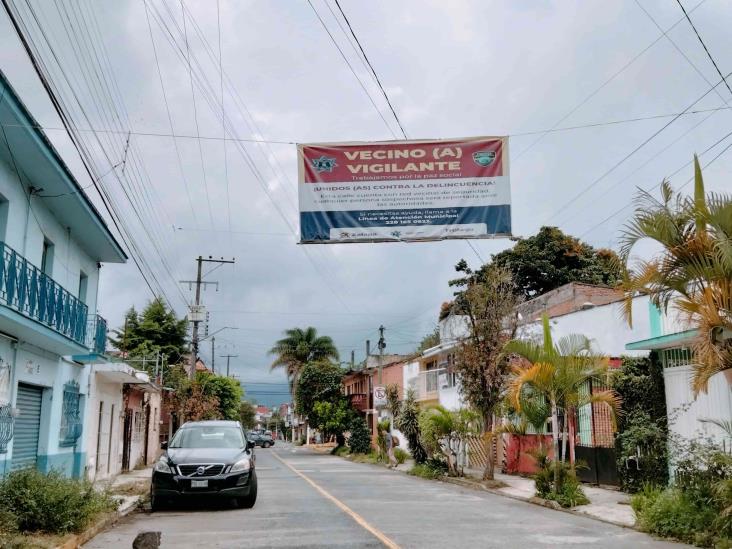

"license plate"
[191, 480, 208, 488]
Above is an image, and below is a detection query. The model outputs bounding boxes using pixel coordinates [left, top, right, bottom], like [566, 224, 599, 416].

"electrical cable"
[676, 0, 732, 98]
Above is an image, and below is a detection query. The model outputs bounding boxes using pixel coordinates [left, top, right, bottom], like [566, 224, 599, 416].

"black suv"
[151, 420, 257, 510]
[248, 431, 274, 448]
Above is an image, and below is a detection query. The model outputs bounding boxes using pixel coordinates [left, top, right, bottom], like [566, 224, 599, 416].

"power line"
[513, 0, 708, 161]
[179, 0, 215, 228]
[541, 69, 732, 226]
[332, 0, 407, 139]
[216, 0, 232, 235]
[306, 0, 398, 139]
[676, 0, 732, 98]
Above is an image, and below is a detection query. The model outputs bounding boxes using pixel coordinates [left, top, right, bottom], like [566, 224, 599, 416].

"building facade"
[0, 71, 127, 477]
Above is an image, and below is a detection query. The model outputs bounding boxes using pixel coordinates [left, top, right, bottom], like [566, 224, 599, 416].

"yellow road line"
[271, 450, 400, 549]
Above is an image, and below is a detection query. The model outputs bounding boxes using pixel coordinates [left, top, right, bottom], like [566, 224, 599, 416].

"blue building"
[0, 70, 127, 477]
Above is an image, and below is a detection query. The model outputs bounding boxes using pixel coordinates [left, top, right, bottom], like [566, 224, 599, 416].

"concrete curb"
[54, 495, 141, 549]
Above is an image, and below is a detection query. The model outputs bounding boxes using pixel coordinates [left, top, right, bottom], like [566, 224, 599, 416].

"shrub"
[332, 445, 350, 457]
[409, 459, 447, 480]
[394, 389, 427, 464]
[394, 447, 409, 465]
[530, 449, 588, 508]
[0, 469, 117, 534]
[348, 416, 372, 455]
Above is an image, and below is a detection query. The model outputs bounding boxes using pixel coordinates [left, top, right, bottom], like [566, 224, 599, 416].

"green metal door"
[11, 384, 43, 470]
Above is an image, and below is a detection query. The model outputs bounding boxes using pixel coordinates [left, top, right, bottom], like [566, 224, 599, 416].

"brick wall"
[517, 283, 624, 322]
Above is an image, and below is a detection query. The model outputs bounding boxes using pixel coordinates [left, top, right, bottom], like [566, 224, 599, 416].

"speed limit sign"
[373, 386, 387, 408]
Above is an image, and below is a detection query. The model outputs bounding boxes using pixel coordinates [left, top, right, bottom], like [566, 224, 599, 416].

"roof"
[517, 282, 624, 322]
[0, 70, 126, 263]
[625, 329, 698, 351]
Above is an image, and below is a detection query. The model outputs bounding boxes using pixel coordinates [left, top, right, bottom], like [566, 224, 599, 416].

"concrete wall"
[0, 337, 87, 477]
[84, 373, 124, 480]
[0, 159, 101, 313]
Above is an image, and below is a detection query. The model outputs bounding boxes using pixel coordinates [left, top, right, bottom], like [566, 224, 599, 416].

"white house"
[0, 70, 127, 477]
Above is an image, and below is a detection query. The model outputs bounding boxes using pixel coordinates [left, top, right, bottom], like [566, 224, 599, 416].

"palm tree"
[268, 327, 339, 387]
[504, 315, 620, 488]
[619, 156, 732, 393]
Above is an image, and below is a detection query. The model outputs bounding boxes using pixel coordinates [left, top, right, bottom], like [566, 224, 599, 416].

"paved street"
[86, 444, 683, 548]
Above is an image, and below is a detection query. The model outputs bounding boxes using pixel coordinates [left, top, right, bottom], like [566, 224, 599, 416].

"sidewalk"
[463, 467, 635, 528]
[93, 466, 152, 514]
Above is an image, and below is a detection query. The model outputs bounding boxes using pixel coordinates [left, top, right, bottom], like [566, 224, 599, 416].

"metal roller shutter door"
[11, 384, 42, 470]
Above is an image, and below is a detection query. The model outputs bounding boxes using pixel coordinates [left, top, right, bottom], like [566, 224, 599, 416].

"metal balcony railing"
[0, 241, 106, 351]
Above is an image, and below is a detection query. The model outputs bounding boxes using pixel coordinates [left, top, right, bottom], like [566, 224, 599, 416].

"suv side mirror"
[160, 441, 168, 450]
[246, 439, 255, 450]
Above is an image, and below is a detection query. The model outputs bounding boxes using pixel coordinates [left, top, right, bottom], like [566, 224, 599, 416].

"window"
[59, 381, 82, 447]
[41, 238, 54, 276]
[78, 271, 88, 303]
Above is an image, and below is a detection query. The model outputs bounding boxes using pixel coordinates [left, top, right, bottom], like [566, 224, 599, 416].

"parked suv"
[248, 431, 274, 448]
[151, 420, 257, 510]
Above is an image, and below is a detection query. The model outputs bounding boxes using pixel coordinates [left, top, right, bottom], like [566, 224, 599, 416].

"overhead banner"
[297, 136, 510, 243]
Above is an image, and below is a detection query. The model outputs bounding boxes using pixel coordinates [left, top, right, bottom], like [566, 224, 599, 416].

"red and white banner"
[297, 137, 510, 243]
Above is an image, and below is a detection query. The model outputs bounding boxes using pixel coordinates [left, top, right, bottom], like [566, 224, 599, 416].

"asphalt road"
[86, 443, 683, 548]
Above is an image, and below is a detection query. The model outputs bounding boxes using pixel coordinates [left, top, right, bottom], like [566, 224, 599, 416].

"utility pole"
[211, 337, 215, 374]
[220, 354, 238, 377]
[181, 255, 235, 379]
[377, 325, 386, 385]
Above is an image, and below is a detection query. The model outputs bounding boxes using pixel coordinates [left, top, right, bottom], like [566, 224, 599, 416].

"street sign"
[373, 386, 387, 408]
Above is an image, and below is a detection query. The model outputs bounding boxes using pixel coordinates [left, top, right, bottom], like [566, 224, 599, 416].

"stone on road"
[85, 444, 684, 548]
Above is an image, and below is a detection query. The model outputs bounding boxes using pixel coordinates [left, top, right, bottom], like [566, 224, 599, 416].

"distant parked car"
[248, 431, 274, 448]
[151, 420, 257, 510]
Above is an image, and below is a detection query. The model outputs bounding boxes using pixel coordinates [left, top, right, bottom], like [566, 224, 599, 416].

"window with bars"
[59, 381, 82, 447]
[661, 348, 693, 368]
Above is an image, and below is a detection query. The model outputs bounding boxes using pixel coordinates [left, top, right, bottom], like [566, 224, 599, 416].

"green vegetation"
[394, 388, 427, 464]
[491, 226, 621, 299]
[613, 354, 668, 492]
[394, 447, 409, 465]
[449, 262, 520, 479]
[416, 327, 440, 353]
[418, 406, 479, 476]
[238, 401, 256, 429]
[409, 458, 449, 480]
[348, 416, 372, 455]
[532, 449, 589, 508]
[0, 470, 116, 535]
[506, 315, 619, 493]
[619, 157, 732, 393]
[109, 297, 188, 364]
[269, 327, 339, 387]
[632, 440, 731, 547]
[295, 361, 353, 447]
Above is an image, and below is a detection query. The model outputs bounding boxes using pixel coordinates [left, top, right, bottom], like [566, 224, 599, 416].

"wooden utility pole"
[211, 336, 216, 374]
[220, 354, 238, 377]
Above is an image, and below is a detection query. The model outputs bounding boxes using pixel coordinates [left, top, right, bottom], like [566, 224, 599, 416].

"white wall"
[84, 374, 124, 480]
[0, 159, 100, 313]
[664, 367, 732, 450]
[517, 295, 654, 356]
[439, 314, 469, 343]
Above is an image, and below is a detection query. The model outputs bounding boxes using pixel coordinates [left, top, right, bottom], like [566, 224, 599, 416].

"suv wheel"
[262, 442, 270, 448]
[236, 473, 257, 509]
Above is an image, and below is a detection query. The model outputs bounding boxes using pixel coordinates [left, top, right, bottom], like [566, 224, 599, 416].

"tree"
[269, 327, 339, 387]
[416, 327, 440, 353]
[394, 388, 427, 463]
[450, 263, 521, 480]
[505, 315, 620, 491]
[198, 373, 243, 421]
[109, 298, 188, 364]
[239, 401, 256, 429]
[348, 416, 372, 454]
[619, 157, 732, 393]
[418, 406, 480, 476]
[491, 226, 621, 299]
[295, 361, 352, 446]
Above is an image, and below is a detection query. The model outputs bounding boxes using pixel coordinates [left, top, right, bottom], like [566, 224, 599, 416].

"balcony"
[348, 393, 369, 412]
[411, 370, 440, 402]
[0, 241, 106, 353]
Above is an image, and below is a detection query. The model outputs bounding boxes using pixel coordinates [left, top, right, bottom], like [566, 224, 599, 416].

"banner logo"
[311, 155, 338, 173]
[472, 150, 496, 167]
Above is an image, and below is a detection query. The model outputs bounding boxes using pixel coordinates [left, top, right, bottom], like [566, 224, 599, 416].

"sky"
[1, 0, 731, 406]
